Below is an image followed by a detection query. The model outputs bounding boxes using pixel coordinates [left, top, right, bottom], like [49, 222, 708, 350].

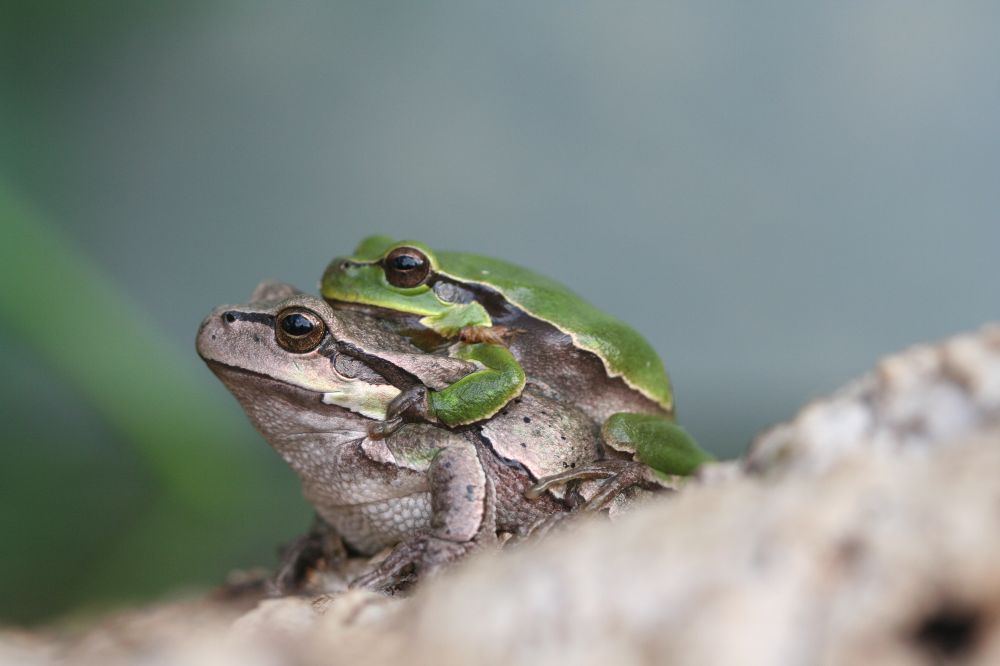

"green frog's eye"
[275, 307, 326, 353]
[383, 246, 431, 288]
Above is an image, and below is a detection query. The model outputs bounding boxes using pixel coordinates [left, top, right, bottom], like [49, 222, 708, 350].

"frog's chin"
[203, 361, 374, 430]
[204, 361, 377, 468]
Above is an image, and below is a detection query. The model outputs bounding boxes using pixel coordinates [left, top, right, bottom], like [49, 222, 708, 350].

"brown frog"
[197, 283, 658, 590]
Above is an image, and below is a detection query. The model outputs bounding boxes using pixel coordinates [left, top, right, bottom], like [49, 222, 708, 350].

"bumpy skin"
[196, 284, 605, 590]
[321, 236, 713, 476]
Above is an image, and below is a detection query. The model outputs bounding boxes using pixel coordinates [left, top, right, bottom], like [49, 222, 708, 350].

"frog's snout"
[321, 257, 356, 288]
[195, 305, 238, 358]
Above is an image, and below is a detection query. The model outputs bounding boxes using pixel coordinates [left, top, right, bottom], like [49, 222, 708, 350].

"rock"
[347, 426, 1000, 666]
[5, 323, 1000, 666]
[747, 324, 1000, 476]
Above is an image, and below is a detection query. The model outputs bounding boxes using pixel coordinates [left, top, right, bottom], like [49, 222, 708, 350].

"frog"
[196, 282, 658, 591]
[320, 236, 714, 485]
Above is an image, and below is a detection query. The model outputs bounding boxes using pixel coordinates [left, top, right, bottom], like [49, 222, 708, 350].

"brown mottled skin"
[196, 283, 607, 590]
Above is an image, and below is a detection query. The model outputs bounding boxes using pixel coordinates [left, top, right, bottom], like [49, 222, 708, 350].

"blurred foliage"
[0, 1, 304, 625]
[0, 185, 306, 624]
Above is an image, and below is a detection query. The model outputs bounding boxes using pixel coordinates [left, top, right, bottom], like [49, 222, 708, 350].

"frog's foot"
[526, 460, 663, 512]
[270, 521, 348, 595]
[518, 511, 575, 543]
[578, 461, 661, 512]
[367, 385, 433, 439]
[459, 325, 510, 345]
[367, 416, 404, 440]
[525, 459, 638, 500]
[349, 535, 476, 592]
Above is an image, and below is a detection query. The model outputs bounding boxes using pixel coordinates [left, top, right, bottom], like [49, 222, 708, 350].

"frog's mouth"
[203, 361, 379, 463]
[203, 359, 394, 424]
[202, 360, 330, 405]
[204, 359, 374, 429]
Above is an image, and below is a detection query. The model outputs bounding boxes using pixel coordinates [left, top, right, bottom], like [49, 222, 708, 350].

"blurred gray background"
[1, 1, 997, 624]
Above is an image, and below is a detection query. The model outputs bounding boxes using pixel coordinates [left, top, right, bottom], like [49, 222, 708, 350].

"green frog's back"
[436, 250, 673, 411]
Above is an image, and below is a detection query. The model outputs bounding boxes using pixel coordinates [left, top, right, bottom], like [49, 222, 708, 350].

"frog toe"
[525, 459, 636, 499]
[270, 520, 348, 595]
[527, 459, 666, 512]
[519, 511, 576, 542]
[350, 535, 475, 592]
[367, 417, 404, 440]
[385, 385, 432, 421]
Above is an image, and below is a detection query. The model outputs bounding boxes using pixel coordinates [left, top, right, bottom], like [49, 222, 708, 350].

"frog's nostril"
[223, 312, 237, 324]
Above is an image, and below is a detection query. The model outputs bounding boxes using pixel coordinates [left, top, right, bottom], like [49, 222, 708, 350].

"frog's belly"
[280, 437, 435, 554]
[310, 492, 433, 554]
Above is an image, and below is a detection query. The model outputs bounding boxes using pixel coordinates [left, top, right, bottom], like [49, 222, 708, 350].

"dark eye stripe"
[221, 311, 276, 326]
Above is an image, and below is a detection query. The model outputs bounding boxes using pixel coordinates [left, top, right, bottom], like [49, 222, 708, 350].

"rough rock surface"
[6, 324, 1000, 666]
[747, 324, 1000, 476]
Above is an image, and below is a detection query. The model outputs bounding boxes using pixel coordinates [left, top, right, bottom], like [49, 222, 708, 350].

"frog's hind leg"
[270, 514, 349, 595]
[520, 460, 664, 541]
[351, 442, 498, 591]
[524, 412, 714, 515]
[602, 412, 714, 476]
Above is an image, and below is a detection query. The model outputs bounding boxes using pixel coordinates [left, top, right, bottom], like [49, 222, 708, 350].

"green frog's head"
[321, 235, 492, 337]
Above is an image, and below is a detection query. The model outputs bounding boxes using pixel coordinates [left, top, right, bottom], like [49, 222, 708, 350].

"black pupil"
[392, 254, 423, 271]
[281, 313, 314, 336]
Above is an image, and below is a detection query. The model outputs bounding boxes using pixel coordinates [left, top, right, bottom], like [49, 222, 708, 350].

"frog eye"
[383, 246, 431, 288]
[275, 307, 326, 353]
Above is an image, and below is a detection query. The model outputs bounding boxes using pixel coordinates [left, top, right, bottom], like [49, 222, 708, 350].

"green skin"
[321, 236, 713, 476]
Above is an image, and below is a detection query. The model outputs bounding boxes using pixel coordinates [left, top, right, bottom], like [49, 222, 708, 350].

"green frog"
[321, 236, 713, 482]
[197, 282, 660, 590]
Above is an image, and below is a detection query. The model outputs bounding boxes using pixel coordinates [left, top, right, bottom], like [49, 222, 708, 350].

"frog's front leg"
[367, 386, 424, 439]
[351, 442, 497, 591]
[369, 342, 526, 439]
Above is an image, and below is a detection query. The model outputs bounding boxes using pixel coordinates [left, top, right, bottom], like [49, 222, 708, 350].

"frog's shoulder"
[436, 251, 672, 410]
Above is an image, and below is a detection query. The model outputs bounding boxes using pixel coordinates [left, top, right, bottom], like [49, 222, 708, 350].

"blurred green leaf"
[0, 183, 305, 620]
[0, 185, 263, 513]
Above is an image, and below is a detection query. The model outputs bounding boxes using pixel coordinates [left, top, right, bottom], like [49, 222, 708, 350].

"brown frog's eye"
[383, 246, 431, 288]
[275, 307, 326, 353]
